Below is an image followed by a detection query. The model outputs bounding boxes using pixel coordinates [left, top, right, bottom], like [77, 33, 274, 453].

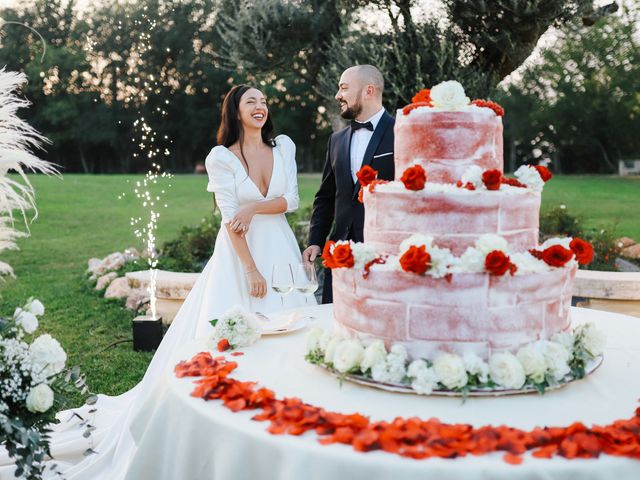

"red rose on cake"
[530, 244, 574, 267]
[569, 238, 594, 265]
[399, 245, 431, 275]
[484, 250, 517, 276]
[412, 89, 432, 104]
[401, 164, 426, 191]
[356, 165, 378, 187]
[332, 242, 355, 268]
[534, 165, 553, 183]
[482, 169, 502, 191]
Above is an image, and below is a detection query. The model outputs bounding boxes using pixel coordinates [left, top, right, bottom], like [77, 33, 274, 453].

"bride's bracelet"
[244, 268, 258, 275]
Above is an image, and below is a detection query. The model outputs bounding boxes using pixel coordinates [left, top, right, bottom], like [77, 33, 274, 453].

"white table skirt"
[126, 305, 640, 480]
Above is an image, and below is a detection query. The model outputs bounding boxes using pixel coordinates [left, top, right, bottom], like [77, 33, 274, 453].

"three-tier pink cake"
[329, 88, 580, 361]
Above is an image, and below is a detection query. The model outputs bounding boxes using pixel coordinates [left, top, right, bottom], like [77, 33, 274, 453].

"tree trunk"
[78, 145, 90, 174]
[594, 138, 616, 173]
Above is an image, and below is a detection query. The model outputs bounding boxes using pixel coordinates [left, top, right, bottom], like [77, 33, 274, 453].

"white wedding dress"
[0, 135, 315, 479]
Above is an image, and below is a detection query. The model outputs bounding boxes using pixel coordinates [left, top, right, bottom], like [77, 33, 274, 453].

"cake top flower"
[430, 80, 470, 110]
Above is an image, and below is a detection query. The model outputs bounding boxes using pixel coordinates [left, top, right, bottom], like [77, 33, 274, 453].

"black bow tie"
[351, 120, 374, 132]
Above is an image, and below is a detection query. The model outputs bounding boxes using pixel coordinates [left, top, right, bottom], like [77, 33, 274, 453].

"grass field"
[1, 173, 638, 399]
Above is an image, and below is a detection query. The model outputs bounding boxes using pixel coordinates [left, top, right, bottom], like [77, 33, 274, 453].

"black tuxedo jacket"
[309, 110, 395, 247]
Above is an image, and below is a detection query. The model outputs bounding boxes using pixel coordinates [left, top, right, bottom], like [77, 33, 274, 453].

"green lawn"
[1, 173, 638, 399]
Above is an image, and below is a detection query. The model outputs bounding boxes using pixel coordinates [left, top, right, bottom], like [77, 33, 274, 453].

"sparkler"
[118, 4, 173, 321]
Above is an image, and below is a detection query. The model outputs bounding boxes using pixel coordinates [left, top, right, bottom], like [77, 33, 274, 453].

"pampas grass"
[0, 68, 57, 278]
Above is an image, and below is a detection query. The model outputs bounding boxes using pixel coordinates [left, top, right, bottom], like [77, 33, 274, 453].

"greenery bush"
[159, 207, 312, 272]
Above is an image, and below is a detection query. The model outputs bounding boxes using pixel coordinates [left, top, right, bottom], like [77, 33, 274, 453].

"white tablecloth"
[126, 306, 640, 480]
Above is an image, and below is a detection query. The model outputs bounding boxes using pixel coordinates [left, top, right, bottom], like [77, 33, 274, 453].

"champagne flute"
[271, 263, 294, 308]
[293, 263, 318, 305]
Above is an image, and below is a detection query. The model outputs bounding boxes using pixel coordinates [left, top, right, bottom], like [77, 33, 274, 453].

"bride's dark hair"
[216, 84, 276, 173]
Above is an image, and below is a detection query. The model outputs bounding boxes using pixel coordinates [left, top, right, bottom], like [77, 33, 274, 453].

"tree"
[498, 6, 640, 173]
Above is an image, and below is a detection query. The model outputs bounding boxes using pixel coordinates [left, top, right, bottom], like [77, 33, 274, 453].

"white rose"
[539, 341, 571, 381]
[458, 247, 485, 273]
[516, 344, 547, 383]
[489, 352, 526, 389]
[551, 331, 575, 355]
[28, 334, 67, 378]
[350, 242, 379, 269]
[26, 384, 54, 413]
[360, 340, 387, 373]
[324, 337, 342, 364]
[541, 237, 572, 250]
[25, 299, 45, 316]
[511, 252, 549, 274]
[332, 339, 365, 373]
[430, 80, 470, 110]
[304, 327, 326, 354]
[575, 323, 606, 357]
[371, 358, 407, 384]
[433, 353, 468, 389]
[460, 165, 483, 187]
[462, 352, 489, 383]
[16, 311, 38, 334]
[407, 360, 439, 395]
[428, 246, 455, 278]
[475, 234, 509, 255]
[514, 165, 545, 192]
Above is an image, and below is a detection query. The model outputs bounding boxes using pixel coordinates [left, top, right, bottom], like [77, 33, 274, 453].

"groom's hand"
[302, 245, 321, 263]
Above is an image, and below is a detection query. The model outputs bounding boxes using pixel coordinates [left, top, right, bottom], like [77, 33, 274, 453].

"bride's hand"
[230, 204, 256, 235]
[245, 269, 267, 298]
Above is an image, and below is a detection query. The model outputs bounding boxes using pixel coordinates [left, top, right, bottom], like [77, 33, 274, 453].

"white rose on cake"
[430, 80, 470, 110]
[433, 353, 468, 389]
[407, 359, 439, 395]
[460, 165, 484, 188]
[360, 340, 387, 373]
[399, 234, 433, 253]
[26, 384, 54, 413]
[575, 323, 606, 357]
[29, 334, 67, 378]
[333, 339, 365, 373]
[539, 340, 571, 381]
[427, 246, 455, 278]
[541, 237, 572, 250]
[324, 336, 342, 364]
[511, 251, 549, 274]
[462, 352, 489, 383]
[458, 247, 485, 273]
[304, 327, 328, 354]
[489, 352, 526, 389]
[350, 242, 379, 269]
[516, 344, 547, 383]
[475, 234, 509, 255]
[514, 165, 545, 192]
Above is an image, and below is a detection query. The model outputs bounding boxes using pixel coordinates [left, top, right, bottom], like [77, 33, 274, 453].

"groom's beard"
[339, 98, 363, 120]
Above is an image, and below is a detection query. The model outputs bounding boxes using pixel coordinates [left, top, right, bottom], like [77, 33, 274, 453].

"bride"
[0, 85, 315, 479]
[194, 84, 313, 337]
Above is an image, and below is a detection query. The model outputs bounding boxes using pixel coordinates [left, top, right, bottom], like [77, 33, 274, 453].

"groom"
[303, 65, 395, 303]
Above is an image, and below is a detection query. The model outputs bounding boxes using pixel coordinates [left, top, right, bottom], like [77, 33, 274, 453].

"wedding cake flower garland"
[175, 349, 640, 464]
[303, 323, 605, 396]
[321, 232, 593, 281]
[401, 80, 504, 116]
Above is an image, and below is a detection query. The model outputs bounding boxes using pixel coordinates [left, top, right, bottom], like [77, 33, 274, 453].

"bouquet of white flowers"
[1, 299, 94, 479]
[210, 305, 262, 350]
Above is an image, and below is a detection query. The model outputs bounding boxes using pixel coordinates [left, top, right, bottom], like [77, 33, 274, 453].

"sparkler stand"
[132, 314, 163, 351]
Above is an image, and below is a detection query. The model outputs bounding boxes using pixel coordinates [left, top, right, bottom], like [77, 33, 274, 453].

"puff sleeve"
[276, 135, 299, 212]
[205, 147, 238, 223]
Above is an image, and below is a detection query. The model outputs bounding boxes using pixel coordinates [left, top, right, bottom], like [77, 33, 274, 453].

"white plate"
[257, 312, 308, 335]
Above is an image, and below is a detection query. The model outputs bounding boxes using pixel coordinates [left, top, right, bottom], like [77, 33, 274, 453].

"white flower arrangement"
[350, 242, 379, 269]
[210, 305, 262, 349]
[429, 80, 470, 110]
[304, 322, 606, 396]
[1, 298, 94, 479]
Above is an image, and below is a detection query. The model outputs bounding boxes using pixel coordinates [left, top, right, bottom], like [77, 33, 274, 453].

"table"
[126, 305, 640, 480]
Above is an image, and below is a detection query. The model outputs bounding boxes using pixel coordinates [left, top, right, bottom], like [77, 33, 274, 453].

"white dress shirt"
[350, 107, 385, 183]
